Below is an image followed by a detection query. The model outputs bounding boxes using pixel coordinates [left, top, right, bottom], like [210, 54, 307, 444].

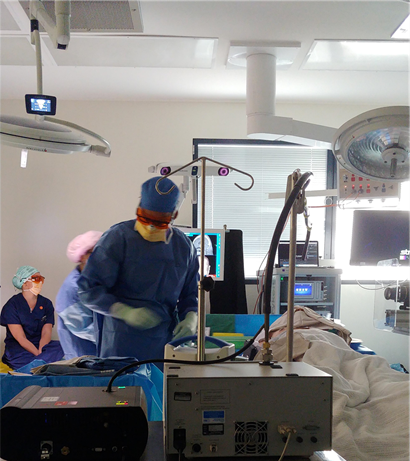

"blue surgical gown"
[0, 294, 64, 369]
[78, 220, 199, 365]
[55, 268, 97, 359]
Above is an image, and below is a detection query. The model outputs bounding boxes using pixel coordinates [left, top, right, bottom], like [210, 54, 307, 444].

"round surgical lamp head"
[332, 106, 409, 182]
[0, 115, 111, 156]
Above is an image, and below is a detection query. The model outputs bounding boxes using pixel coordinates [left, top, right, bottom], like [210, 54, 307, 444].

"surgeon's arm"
[58, 302, 96, 342]
[78, 229, 123, 315]
[7, 324, 40, 356]
[39, 323, 52, 353]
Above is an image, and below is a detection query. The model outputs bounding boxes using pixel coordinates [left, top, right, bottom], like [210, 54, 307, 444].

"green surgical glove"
[110, 303, 162, 330]
[173, 311, 198, 340]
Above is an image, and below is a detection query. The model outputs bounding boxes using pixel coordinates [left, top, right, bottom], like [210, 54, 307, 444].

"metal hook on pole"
[154, 156, 254, 361]
[155, 156, 254, 192]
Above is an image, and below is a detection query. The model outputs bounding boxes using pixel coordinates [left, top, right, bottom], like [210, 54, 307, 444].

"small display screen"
[182, 228, 225, 281]
[294, 283, 313, 296]
[25, 94, 57, 116]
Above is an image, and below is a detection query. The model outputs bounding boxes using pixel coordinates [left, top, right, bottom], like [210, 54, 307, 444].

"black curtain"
[209, 229, 247, 314]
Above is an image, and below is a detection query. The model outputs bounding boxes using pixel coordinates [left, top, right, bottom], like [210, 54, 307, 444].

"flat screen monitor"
[181, 228, 225, 281]
[350, 210, 410, 266]
[278, 241, 319, 267]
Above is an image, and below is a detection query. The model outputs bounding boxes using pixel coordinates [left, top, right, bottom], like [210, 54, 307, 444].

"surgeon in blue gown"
[78, 176, 199, 367]
[55, 230, 103, 359]
[1, 266, 64, 369]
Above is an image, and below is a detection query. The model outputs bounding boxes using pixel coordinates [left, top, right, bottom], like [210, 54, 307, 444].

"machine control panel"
[337, 167, 399, 201]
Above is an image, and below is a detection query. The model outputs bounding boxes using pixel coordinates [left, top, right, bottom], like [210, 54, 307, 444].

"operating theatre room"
[0, 1, 409, 460]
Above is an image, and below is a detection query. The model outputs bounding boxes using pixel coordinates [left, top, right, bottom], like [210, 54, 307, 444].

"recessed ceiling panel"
[42, 35, 217, 68]
[0, 37, 34, 65]
[302, 40, 410, 72]
[1, 2, 22, 31]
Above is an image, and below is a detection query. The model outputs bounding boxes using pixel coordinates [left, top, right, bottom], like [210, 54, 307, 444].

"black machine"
[0, 385, 148, 461]
[384, 280, 409, 310]
[384, 280, 409, 334]
[277, 240, 319, 267]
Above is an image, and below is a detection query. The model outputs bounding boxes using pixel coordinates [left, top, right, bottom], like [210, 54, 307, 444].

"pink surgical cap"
[66, 230, 103, 263]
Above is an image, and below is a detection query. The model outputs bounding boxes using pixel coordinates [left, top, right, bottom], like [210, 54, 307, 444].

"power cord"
[277, 424, 296, 461]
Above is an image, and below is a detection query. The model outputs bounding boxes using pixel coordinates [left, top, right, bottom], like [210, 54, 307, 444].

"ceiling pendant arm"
[31, 20, 43, 94]
[29, 0, 70, 50]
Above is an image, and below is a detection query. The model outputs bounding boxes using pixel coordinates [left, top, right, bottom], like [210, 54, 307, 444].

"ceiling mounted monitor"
[332, 106, 409, 182]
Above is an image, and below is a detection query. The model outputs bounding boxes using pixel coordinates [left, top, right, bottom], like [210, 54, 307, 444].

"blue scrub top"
[0, 293, 64, 369]
[78, 220, 199, 363]
[1, 293, 55, 348]
[55, 268, 97, 359]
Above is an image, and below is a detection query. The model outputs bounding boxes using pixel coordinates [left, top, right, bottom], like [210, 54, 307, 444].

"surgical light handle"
[156, 157, 254, 361]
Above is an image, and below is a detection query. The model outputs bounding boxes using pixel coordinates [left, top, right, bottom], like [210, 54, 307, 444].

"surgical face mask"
[23, 281, 43, 296]
[29, 282, 43, 296]
[135, 220, 167, 242]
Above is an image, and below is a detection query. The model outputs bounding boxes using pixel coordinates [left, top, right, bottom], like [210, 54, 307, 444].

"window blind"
[195, 141, 329, 277]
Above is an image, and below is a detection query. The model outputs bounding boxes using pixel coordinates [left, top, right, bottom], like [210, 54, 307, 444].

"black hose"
[105, 324, 264, 392]
[262, 172, 313, 342]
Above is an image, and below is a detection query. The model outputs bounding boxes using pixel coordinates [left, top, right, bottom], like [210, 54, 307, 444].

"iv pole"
[156, 157, 254, 361]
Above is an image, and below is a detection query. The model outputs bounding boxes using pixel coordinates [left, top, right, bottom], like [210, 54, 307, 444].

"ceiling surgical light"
[332, 106, 409, 182]
[0, 0, 111, 160]
[229, 42, 409, 183]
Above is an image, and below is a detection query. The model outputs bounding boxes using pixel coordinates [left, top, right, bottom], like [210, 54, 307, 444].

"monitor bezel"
[179, 227, 226, 281]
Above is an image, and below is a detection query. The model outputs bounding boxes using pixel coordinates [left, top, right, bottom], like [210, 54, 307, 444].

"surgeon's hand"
[110, 303, 162, 329]
[173, 311, 198, 340]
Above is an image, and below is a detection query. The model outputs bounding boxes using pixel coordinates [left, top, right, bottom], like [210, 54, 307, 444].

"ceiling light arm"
[30, 21, 43, 94]
[44, 117, 112, 156]
[30, 0, 70, 50]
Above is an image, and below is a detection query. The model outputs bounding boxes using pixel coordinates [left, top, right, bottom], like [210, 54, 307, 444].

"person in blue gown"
[55, 230, 103, 359]
[1, 265, 64, 369]
[78, 177, 199, 367]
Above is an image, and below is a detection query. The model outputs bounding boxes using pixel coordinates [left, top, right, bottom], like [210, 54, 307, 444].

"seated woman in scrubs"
[0, 265, 64, 369]
[55, 230, 102, 359]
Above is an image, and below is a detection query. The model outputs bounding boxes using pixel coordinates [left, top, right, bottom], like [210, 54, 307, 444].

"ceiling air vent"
[19, 0, 143, 33]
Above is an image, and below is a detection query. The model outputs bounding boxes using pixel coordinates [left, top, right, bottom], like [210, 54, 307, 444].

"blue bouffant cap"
[13, 265, 38, 289]
[140, 176, 180, 213]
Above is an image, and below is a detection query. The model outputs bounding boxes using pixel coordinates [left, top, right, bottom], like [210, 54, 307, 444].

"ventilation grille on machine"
[19, 0, 143, 33]
[234, 421, 269, 455]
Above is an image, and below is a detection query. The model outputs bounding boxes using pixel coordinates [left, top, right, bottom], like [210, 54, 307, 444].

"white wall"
[1, 99, 407, 366]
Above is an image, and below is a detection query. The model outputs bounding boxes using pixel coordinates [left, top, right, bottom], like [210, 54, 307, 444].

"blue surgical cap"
[140, 176, 180, 213]
[13, 265, 38, 289]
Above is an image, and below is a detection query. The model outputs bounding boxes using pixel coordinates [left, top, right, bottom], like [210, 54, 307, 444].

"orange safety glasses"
[29, 275, 45, 283]
[136, 208, 172, 229]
